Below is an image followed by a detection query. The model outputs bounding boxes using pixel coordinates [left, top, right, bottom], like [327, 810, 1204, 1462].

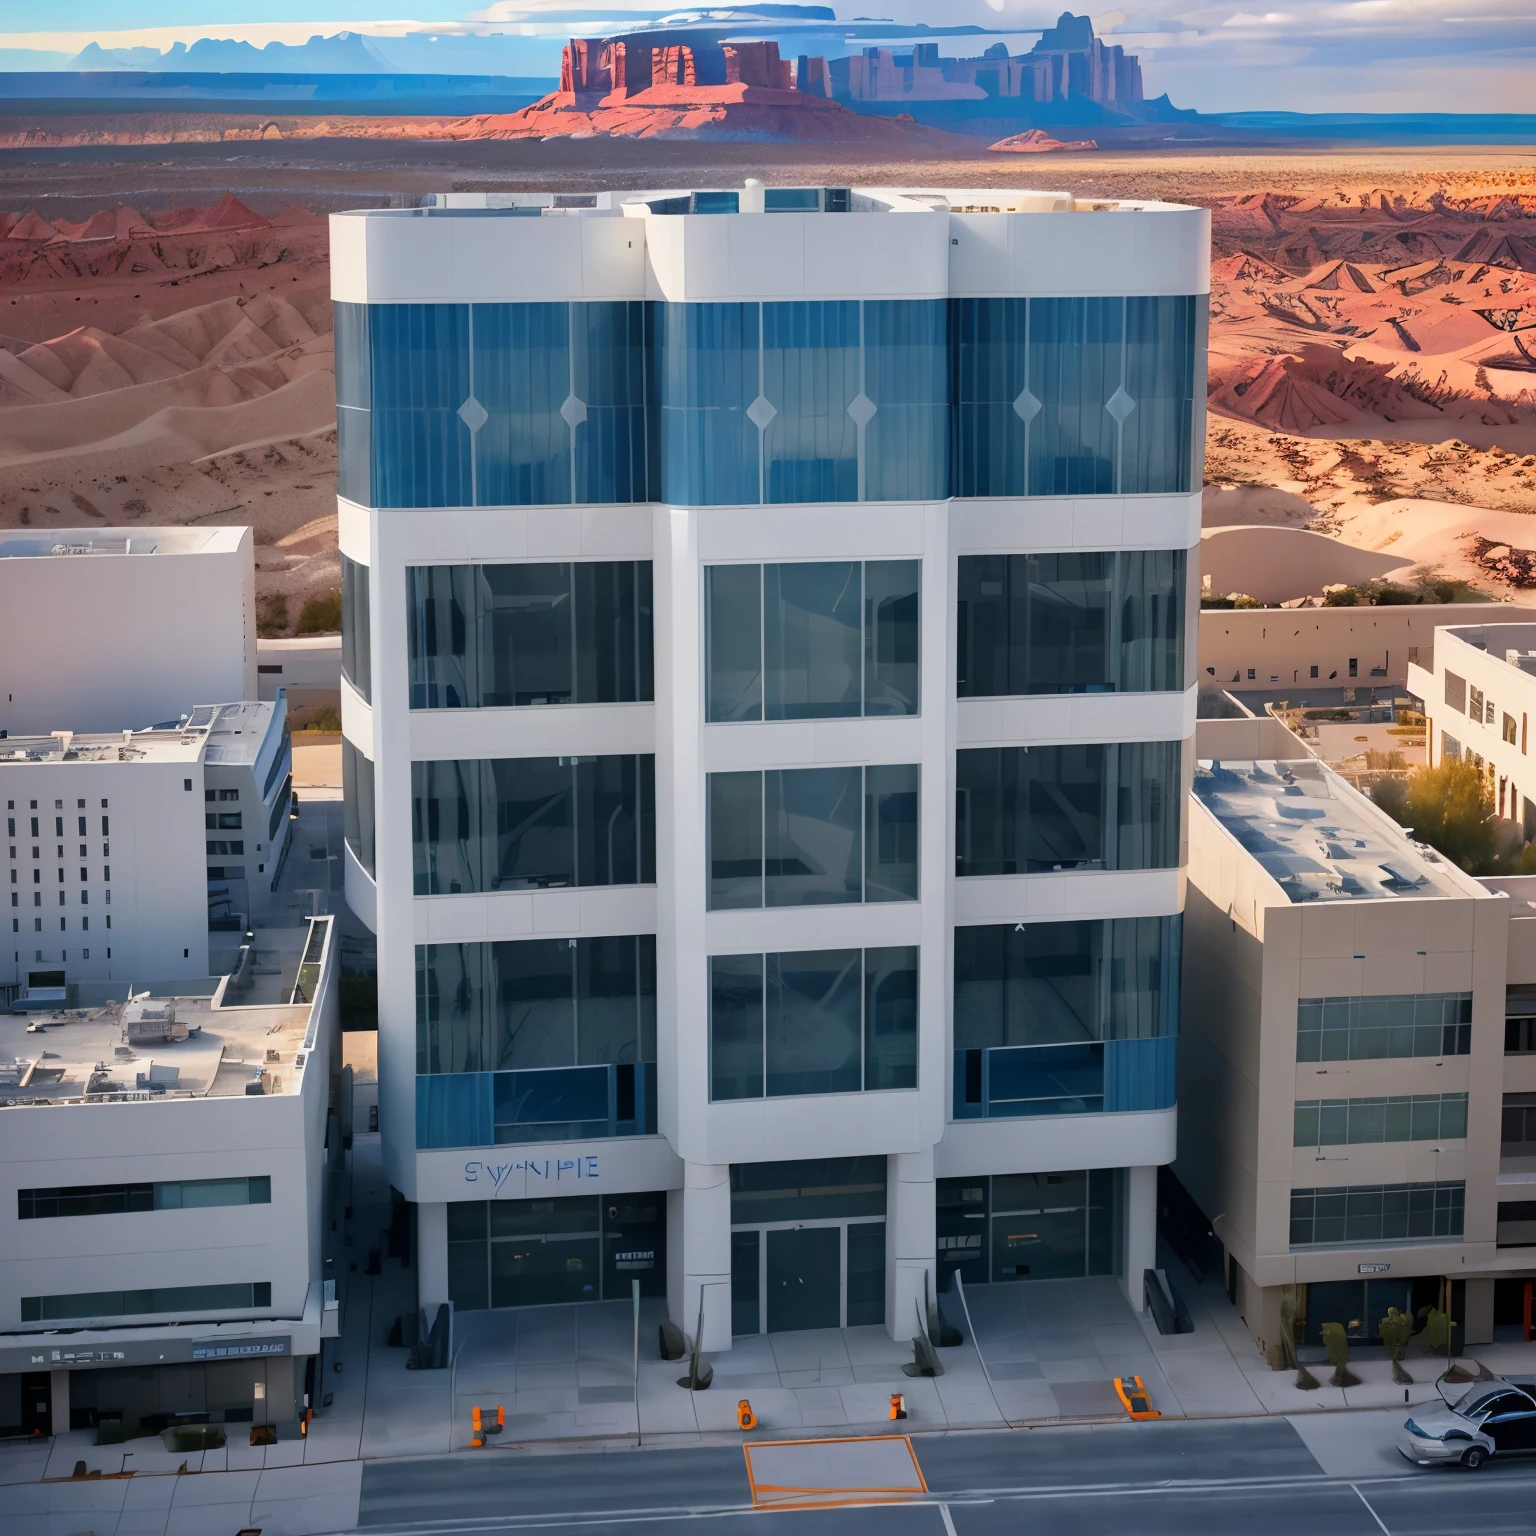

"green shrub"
[1379, 1306, 1414, 1385]
[1320, 1321, 1360, 1387]
[297, 587, 343, 634]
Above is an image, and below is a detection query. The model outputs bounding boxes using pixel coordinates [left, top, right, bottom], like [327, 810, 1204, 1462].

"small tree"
[1424, 1307, 1457, 1377]
[1401, 759, 1498, 873]
[1379, 1306, 1414, 1385]
[1372, 776, 1410, 825]
[1320, 1321, 1360, 1387]
[1280, 1296, 1319, 1391]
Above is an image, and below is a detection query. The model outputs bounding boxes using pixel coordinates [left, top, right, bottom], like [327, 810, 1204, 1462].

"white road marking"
[1351, 1482, 1392, 1536]
[939, 1504, 959, 1536]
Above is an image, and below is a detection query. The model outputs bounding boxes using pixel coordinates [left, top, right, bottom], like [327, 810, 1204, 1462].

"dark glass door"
[732, 1230, 761, 1335]
[767, 1227, 841, 1332]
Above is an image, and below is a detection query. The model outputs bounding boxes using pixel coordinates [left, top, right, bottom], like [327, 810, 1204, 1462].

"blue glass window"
[864, 299, 948, 501]
[950, 295, 1200, 497]
[472, 303, 571, 508]
[705, 560, 920, 722]
[340, 554, 371, 702]
[342, 739, 375, 879]
[416, 1063, 657, 1149]
[762, 300, 860, 503]
[416, 934, 656, 1077]
[957, 550, 1189, 696]
[652, 301, 760, 507]
[955, 741, 1182, 875]
[952, 916, 1179, 1119]
[369, 303, 473, 509]
[710, 946, 918, 1101]
[407, 561, 653, 709]
[413, 755, 654, 895]
[334, 301, 371, 505]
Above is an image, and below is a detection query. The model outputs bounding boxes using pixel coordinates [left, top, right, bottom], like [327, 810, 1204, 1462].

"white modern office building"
[3, 698, 292, 992]
[0, 528, 256, 737]
[0, 914, 338, 1440]
[333, 185, 1206, 1346]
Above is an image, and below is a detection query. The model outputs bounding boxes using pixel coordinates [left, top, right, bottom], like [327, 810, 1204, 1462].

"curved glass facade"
[335, 294, 1201, 508]
[950, 296, 1202, 497]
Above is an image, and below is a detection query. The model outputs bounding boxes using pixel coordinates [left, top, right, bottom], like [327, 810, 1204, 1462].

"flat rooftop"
[344, 186, 1186, 220]
[204, 699, 281, 767]
[1194, 758, 1457, 903]
[0, 527, 244, 560]
[1, 918, 331, 1107]
[0, 994, 312, 1105]
[0, 701, 277, 766]
[1441, 622, 1536, 676]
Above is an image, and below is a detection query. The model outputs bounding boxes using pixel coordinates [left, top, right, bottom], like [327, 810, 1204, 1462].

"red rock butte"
[453, 34, 951, 143]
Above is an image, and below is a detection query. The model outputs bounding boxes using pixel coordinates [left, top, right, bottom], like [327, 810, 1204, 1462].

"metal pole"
[632, 1278, 641, 1445]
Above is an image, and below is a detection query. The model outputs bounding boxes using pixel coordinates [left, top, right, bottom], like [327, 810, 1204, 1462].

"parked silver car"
[1398, 1379, 1536, 1469]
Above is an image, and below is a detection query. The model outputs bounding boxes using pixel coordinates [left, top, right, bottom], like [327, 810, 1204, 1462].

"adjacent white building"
[3, 698, 292, 994]
[0, 914, 338, 1440]
[333, 184, 1207, 1346]
[0, 528, 256, 737]
[1411, 619, 1536, 834]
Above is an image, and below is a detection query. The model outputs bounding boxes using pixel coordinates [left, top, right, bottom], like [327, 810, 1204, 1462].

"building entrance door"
[730, 1218, 886, 1334]
[767, 1227, 841, 1333]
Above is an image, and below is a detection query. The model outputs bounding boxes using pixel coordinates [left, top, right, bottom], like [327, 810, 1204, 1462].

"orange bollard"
[470, 1405, 484, 1447]
[496, 1405, 505, 1431]
[890, 1392, 907, 1421]
[737, 1399, 757, 1430]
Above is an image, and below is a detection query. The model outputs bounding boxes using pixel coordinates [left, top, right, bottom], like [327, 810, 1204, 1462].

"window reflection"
[705, 560, 920, 723]
[707, 764, 919, 909]
[957, 550, 1188, 697]
[413, 755, 655, 895]
[407, 561, 653, 710]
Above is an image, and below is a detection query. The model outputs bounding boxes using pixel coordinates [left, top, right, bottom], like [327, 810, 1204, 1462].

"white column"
[671, 1161, 733, 1352]
[417, 1201, 449, 1316]
[886, 1150, 936, 1343]
[49, 1369, 69, 1436]
[1122, 1164, 1158, 1311]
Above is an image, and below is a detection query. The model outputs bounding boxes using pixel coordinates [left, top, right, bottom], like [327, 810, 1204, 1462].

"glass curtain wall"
[342, 738, 376, 878]
[704, 560, 920, 722]
[955, 742, 1182, 875]
[407, 561, 653, 710]
[412, 754, 655, 894]
[1294, 1094, 1468, 1147]
[334, 301, 650, 509]
[710, 947, 918, 1101]
[416, 935, 657, 1147]
[953, 916, 1180, 1118]
[708, 764, 918, 908]
[652, 299, 948, 506]
[956, 550, 1188, 696]
[334, 295, 1199, 509]
[937, 1171, 1118, 1289]
[340, 554, 371, 701]
[950, 295, 1201, 497]
[1289, 1183, 1465, 1246]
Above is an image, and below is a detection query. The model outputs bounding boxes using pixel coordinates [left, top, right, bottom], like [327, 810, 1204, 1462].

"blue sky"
[0, 2, 1531, 113]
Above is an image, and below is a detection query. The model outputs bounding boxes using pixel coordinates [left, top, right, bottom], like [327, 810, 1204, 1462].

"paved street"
[352, 1415, 1536, 1536]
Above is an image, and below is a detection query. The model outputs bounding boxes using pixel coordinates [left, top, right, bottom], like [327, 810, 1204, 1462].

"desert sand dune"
[2, 166, 1534, 634]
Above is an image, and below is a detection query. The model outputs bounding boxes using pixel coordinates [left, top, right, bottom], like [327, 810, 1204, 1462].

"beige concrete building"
[1178, 755, 1536, 1355]
[1200, 602, 1536, 695]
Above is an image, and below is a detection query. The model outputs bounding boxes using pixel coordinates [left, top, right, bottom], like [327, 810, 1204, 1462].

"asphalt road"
[353, 1415, 1536, 1535]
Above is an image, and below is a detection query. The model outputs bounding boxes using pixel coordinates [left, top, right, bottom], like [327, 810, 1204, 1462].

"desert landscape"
[0, 140, 1533, 626]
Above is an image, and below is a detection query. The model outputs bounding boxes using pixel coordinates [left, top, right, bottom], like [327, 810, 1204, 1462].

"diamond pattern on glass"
[560, 393, 588, 429]
[1012, 387, 1041, 424]
[746, 394, 778, 430]
[1105, 386, 1136, 424]
[457, 396, 488, 433]
[846, 393, 877, 427]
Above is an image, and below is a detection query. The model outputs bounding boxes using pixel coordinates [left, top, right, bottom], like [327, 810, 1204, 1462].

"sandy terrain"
[0, 139, 1532, 622]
